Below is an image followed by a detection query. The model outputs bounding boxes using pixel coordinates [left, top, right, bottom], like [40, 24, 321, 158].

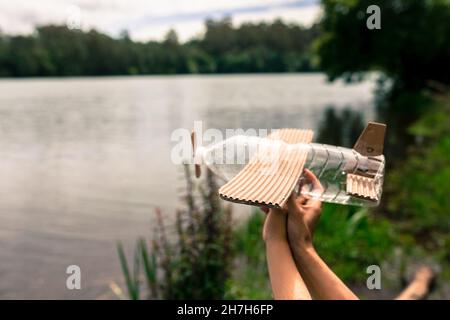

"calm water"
[0, 74, 375, 299]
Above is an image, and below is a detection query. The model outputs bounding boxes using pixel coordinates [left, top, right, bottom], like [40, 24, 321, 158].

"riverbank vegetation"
[117, 166, 233, 299]
[0, 18, 318, 77]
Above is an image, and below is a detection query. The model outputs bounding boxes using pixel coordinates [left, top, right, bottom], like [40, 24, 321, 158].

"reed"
[117, 164, 233, 299]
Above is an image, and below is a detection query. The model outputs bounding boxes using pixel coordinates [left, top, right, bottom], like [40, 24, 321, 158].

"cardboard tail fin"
[346, 173, 378, 202]
[353, 122, 386, 156]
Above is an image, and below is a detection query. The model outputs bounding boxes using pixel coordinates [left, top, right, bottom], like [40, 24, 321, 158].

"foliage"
[117, 166, 233, 299]
[117, 241, 142, 300]
[0, 18, 319, 77]
[317, 0, 450, 175]
[314, 204, 395, 282]
[225, 211, 271, 299]
[387, 95, 450, 245]
[318, 0, 450, 92]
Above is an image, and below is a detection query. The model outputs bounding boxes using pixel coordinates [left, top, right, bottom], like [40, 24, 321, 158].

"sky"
[0, 0, 321, 42]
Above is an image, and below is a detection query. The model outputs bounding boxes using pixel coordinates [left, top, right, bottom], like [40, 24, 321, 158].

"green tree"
[0, 18, 320, 77]
[318, 0, 450, 92]
[318, 0, 450, 160]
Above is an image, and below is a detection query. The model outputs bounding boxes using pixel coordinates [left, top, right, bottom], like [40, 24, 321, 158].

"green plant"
[117, 165, 233, 299]
[225, 211, 271, 299]
[387, 96, 450, 246]
[314, 204, 395, 283]
[117, 241, 141, 300]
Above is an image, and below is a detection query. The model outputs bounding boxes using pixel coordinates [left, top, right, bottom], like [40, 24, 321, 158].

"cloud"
[0, 0, 321, 41]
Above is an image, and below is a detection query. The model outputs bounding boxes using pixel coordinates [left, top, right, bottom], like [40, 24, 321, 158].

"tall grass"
[117, 165, 233, 299]
[226, 211, 271, 299]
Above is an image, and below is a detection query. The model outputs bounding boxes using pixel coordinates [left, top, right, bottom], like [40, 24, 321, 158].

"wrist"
[263, 210, 287, 243]
[289, 235, 315, 253]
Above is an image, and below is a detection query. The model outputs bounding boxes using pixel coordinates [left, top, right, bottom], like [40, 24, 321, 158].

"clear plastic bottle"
[194, 135, 385, 207]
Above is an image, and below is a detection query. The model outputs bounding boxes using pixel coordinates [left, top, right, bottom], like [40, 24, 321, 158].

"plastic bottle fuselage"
[195, 135, 385, 206]
[301, 143, 384, 206]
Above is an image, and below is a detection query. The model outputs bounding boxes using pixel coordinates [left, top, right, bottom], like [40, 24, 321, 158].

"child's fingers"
[305, 199, 322, 211]
[303, 169, 324, 193]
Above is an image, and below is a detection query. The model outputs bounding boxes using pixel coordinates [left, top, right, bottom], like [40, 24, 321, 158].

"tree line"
[0, 17, 319, 77]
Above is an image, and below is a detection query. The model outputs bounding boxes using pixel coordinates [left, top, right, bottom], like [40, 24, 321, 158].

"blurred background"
[0, 0, 448, 299]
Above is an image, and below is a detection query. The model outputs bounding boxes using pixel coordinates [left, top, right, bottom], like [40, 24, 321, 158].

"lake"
[0, 74, 375, 299]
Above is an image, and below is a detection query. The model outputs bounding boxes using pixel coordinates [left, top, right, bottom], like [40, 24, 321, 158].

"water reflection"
[317, 107, 365, 147]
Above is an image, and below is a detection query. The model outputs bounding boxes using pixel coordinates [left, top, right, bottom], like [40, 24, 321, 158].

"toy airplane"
[191, 122, 386, 208]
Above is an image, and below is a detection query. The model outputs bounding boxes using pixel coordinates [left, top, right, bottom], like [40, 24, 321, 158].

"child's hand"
[287, 169, 323, 248]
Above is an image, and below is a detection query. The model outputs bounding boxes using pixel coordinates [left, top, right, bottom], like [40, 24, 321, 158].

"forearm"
[266, 239, 311, 300]
[264, 211, 311, 300]
[290, 242, 358, 300]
